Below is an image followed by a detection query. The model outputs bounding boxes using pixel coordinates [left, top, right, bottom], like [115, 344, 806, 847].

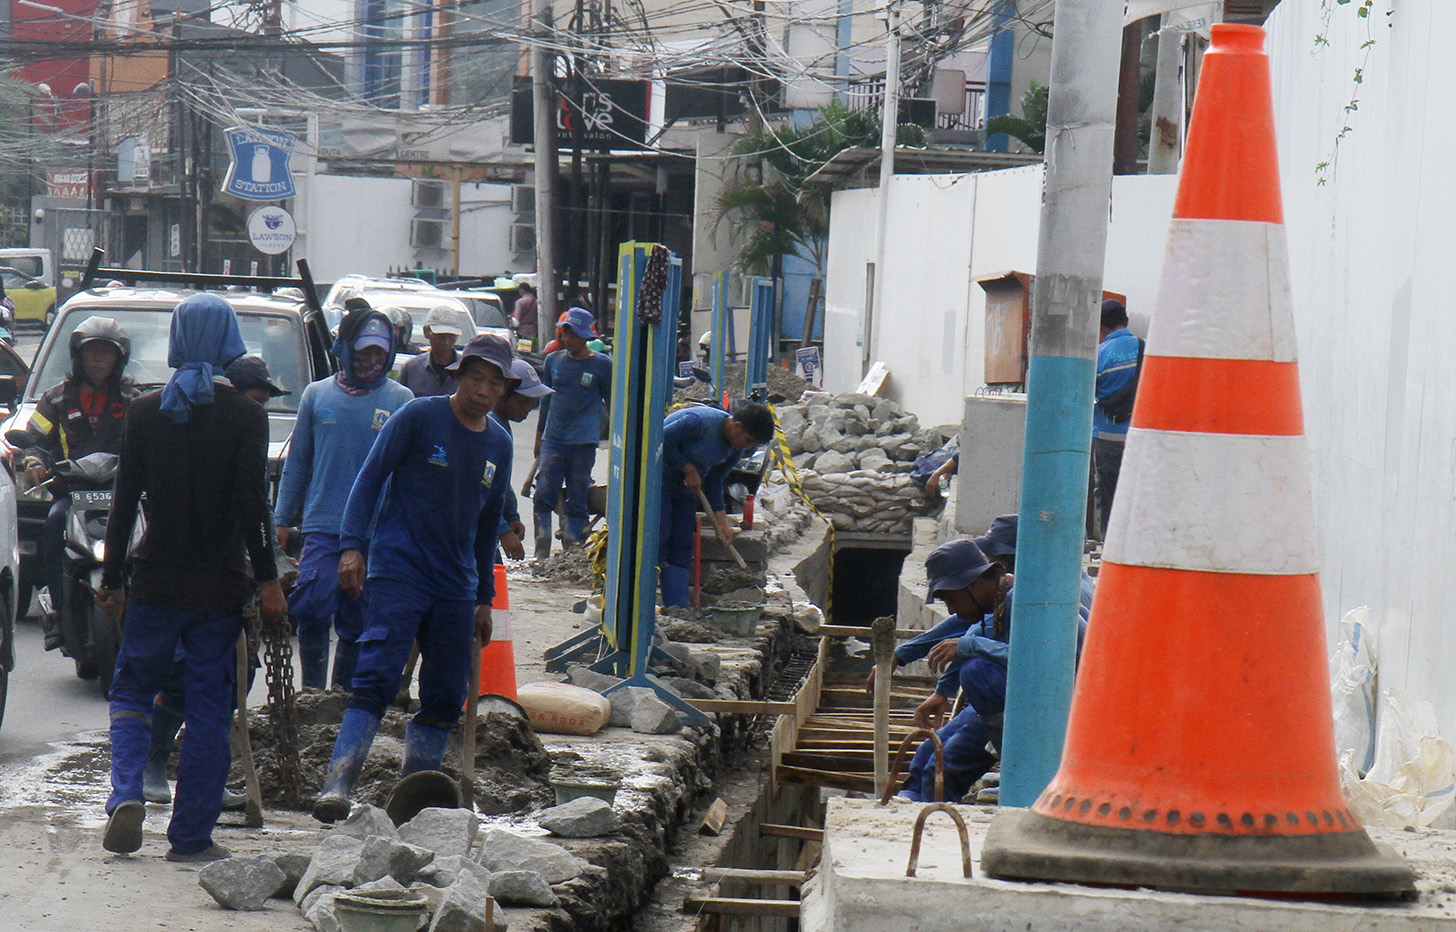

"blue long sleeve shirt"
[662, 406, 742, 512]
[537, 350, 612, 444]
[273, 376, 415, 534]
[1093, 328, 1140, 438]
[340, 396, 512, 604]
[489, 411, 520, 530]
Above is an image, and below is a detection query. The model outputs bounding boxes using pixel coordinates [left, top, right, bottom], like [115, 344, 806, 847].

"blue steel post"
[745, 277, 775, 402]
[709, 270, 727, 400]
[998, 0, 1122, 808]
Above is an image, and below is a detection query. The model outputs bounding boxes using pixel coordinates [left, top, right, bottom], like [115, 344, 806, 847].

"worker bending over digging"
[313, 334, 514, 823]
[657, 403, 775, 607]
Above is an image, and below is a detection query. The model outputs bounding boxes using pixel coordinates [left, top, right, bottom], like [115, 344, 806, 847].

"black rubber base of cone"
[981, 808, 1416, 899]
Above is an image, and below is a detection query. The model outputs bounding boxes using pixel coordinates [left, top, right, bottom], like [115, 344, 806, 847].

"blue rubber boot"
[402, 721, 453, 777]
[534, 513, 553, 560]
[331, 639, 360, 693]
[312, 707, 380, 823]
[142, 702, 184, 804]
[661, 565, 691, 608]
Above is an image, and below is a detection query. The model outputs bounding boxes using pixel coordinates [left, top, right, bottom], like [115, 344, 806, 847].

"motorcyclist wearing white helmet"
[19, 316, 136, 650]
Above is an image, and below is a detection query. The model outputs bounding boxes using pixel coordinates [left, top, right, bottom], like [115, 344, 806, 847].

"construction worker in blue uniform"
[492, 358, 553, 560]
[274, 304, 414, 690]
[313, 334, 514, 823]
[97, 294, 287, 861]
[1092, 298, 1142, 538]
[533, 307, 611, 558]
[657, 403, 775, 607]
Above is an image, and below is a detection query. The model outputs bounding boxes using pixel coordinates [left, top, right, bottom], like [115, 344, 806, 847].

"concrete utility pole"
[999, 0, 1122, 808]
[866, 1, 900, 373]
[531, 0, 559, 338]
[1148, 18, 1183, 174]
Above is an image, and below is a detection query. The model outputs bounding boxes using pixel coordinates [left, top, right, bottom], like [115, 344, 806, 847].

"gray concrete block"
[631, 691, 683, 734]
[489, 869, 560, 907]
[198, 857, 286, 911]
[295, 834, 365, 906]
[332, 804, 398, 842]
[537, 797, 621, 838]
[477, 828, 587, 884]
[399, 807, 480, 860]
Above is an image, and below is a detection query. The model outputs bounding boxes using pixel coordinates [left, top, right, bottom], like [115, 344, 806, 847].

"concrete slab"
[802, 798, 1456, 932]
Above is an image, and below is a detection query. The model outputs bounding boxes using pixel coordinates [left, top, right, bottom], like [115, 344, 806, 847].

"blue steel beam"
[745, 277, 776, 402]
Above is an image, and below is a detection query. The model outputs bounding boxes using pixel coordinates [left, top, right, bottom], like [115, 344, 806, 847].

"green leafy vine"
[1313, 0, 1390, 185]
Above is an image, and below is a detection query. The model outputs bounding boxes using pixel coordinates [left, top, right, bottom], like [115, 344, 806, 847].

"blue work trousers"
[346, 577, 474, 728]
[290, 533, 367, 650]
[42, 493, 70, 613]
[898, 657, 1007, 803]
[533, 440, 596, 540]
[107, 600, 243, 855]
[659, 489, 699, 571]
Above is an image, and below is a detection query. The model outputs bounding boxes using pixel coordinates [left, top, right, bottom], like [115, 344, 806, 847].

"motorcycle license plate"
[75, 490, 112, 506]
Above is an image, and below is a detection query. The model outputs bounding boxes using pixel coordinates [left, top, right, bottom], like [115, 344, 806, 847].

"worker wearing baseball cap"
[398, 304, 465, 397]
[532, 307, 611, 559]
[491, 358, 553, 560]
[274, 304, 414, 691]
[314, 333, 515, 823]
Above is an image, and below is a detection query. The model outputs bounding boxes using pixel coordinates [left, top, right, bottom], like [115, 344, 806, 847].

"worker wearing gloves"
[657, 402, 774, 607]
[273, 305, 413, 690]
[98, 294, 286, 861]
[532, 307, 611, 558]
[313, 334, 514, 824]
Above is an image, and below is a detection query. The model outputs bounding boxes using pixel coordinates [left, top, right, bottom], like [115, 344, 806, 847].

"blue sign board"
[222, 127, 297, 201]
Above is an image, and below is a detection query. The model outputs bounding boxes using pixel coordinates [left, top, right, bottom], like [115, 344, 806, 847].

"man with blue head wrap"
[274, 300, 414, 689]
[96, 292, 287, 862]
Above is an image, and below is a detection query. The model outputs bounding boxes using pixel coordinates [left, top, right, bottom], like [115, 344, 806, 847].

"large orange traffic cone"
[981, 24, 1413, 897]
[478, 563, 518, 699]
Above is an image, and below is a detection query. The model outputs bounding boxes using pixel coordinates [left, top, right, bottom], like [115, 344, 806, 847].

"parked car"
[0, 370, 19, 730]
[0, 266, 57, 328]
[323, 274, 481, 350]
[0, 281, 334, 675]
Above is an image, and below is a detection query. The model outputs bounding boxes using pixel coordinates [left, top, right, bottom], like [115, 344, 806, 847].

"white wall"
[824, 0, 1456, 741]
[308, 174, 518, 282]
[825, 166, 1175, 427]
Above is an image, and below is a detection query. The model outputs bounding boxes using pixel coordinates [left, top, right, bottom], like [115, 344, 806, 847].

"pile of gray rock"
[198, 802, 621, 930]
[773, 392, 945, 535]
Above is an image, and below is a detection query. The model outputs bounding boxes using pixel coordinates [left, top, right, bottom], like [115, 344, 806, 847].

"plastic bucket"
[709, 602, 763, 637]
[551, 779, 620, 806]
[333, 890, 428, 932]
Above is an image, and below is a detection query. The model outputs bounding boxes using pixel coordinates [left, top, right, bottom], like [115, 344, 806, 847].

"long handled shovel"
[461, 631, 482, 811]
[695, 488, 748, 570]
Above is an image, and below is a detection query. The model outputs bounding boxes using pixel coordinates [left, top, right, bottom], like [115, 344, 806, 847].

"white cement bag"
[517, 682, 611, 736]
[1329, 606, 1378, 775]
[1340, 687, 1456, 829]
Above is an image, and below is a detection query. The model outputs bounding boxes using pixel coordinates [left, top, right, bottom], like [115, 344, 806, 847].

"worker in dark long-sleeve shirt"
[657, 403, 774, 607]
[97, 293, 286, 862]
[313, 334, 514, 824]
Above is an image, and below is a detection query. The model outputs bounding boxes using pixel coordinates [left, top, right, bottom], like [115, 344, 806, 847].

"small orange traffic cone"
[478, 563, 517, 699]
[981, 24, 1413, 897]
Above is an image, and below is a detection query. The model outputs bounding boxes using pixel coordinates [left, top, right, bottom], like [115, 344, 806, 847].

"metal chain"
[263, 616, 301, 808]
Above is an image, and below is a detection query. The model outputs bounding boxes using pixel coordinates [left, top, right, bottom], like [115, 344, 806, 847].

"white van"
[0, 249, 53, 287]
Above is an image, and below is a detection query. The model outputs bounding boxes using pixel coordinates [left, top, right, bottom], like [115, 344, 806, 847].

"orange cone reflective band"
[980, 24, 1413, 897]
[478, 563, 518, 699]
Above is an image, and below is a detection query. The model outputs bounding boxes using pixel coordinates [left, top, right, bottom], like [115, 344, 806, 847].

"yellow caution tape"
[766, 403, 834, 623]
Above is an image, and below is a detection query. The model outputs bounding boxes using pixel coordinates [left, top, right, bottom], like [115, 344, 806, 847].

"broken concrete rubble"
[198, 857, 286, 911]
[537, 796, 621, 837]
[294, 834, 366, 905]
[398, 807, 480, 860]
[489, 870, 560, 908]
[631, 690, 684, 735]
[477, 829, 588, 884]
[429, 870, 506, 932]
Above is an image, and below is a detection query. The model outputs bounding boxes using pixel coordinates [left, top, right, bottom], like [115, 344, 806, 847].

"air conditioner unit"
[509, 222, 535, 254]
[411, 217, 445, 249]
[412, 179, 446, 209]
[510, 184, 535, 215]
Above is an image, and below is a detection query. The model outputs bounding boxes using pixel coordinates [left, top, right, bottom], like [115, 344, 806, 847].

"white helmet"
[698, 331, 711, 350]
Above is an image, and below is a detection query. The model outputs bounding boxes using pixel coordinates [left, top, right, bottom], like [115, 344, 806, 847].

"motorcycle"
[7, 432, 140, 695]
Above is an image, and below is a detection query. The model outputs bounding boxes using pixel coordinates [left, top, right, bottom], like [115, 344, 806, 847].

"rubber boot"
[331, 639, 360, 693]
[401, 721, 453, 777]
[312, 707, 380, 823]
[297, 629, 329, 691]
[661, 565, 691, 609]
[533, 514, 552, 561]
[143, 702, 185, 804]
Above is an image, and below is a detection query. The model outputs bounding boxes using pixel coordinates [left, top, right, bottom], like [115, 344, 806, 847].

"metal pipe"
[999, 0, 1122, 809]
[530, 0, 559, 337]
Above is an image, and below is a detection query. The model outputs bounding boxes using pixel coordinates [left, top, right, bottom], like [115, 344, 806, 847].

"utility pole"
[865, 1, 900, 374]
[531, 0, 559, 338]
[1148, 17, 1182, 174]
[998, 0, 1122, 808]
